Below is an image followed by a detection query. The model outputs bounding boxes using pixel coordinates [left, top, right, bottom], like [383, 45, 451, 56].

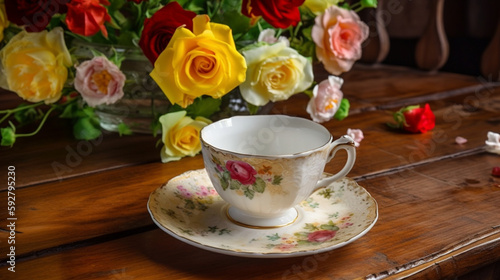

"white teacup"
[200, 115, 356, 228]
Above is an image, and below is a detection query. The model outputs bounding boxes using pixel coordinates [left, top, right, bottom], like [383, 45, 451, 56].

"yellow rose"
[0, 27, 71, 104]
[240, 41, 314, 106]
[303, 0, 340, 15]
[0, 2, 8, 42]
[160, 110, 211, 163]
[151, 15, 247, 108]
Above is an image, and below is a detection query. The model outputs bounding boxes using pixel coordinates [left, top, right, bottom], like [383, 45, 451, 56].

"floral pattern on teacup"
[169, 184, 217, 217]
[264, 215, 354, 251]
[210, 156, 284, 199]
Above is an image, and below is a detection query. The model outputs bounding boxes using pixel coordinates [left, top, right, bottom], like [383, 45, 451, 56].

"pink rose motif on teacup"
[307, 75, 344, 123]
[225, 161, 257, 185]
[74, 56, 126, 107]
[209, 155, 284, 200]
[312, 5, 369, 75]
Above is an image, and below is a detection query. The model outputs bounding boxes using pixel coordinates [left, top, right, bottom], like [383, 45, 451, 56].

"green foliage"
[334, 98, 350, 121]
[319, 188, 334, 199]
[117, 123, 133, 136]
[320, 221, 339, 231]
[303, 223, 319, 231]
[253, 177, 266, 193]
[73, 116, 102, 140]
[1, 126, 16, 147]
[14, 106, 43, 126]
[169, 96, 222, 119]
[243, 186, 255, 199]
[272, 175, 283, 185]
[267, 233, 281, 241]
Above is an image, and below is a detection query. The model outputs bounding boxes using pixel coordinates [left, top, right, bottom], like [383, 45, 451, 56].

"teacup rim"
[200, 115, 333, 158]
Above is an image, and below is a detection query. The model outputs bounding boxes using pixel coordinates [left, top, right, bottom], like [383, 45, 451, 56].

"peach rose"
[74, 56, 126, 107]
[312, 5, 369, 75]
[306, 75, 343, 123]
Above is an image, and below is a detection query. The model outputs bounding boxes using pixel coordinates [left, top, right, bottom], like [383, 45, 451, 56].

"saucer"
[148, 169, 378, 258]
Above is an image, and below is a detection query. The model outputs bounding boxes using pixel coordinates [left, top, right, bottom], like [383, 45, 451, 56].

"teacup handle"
[315, 135, 356, 189]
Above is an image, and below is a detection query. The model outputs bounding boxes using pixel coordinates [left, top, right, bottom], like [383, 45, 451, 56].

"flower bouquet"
[0, 0, 376, 162]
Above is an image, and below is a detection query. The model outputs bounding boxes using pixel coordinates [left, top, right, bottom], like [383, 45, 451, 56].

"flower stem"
[0, 102, 44, 114]
[0, 112, 12, 125]
[15, 106, 57, 138]
[0, 102, 44, 125]
[350, 2, 362, 12]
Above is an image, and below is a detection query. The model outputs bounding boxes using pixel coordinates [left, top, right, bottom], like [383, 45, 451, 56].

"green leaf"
[0, 126, 16, 147]
[185, 0, 207, 13]
[14, 107, 41, 126]
[59, 102, 82, 119]
[73, 117, 102, 140]
[266, 233, 281, 241]
[150, 118, 162, 138]
[117, 122, 132, 136]
[220, 171, 231, 191]
[333, 98, 350, 121]
[184, 199, 195, 210]
[361, 0, 378, 8]
[229, 179, 242, 190]
[303, 223, 319, 231]
[318, 188, 334, 199]
[253, 177, 266, 193]
[320, 221, 339, 231]
[272, 175, 283, 185]
[112, 10, 128, 27]
[220, 178, 229, 191]
[246, 103, 260, 115]
[108, 47, 127, 68]
[243, 187, 255, 199]
[214, 12, 250, 35]
[185, 97, 222, 118]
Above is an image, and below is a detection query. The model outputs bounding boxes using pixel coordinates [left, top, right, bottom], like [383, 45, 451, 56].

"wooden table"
[1, 64, 499, 279]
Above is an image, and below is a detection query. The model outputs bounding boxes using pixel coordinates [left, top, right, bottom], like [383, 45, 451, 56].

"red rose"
[307, 230, 337, 243]
[390, 103, 436, 133]
[5, 0, 69, 32]
[225, 161, 257, 185]
[241, 0, 305, 29]
[65, 0, 111, 37]
[139, 2, 196, 64]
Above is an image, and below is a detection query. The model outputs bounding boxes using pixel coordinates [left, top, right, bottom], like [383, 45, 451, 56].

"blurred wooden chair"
[359, 0, 500, 80]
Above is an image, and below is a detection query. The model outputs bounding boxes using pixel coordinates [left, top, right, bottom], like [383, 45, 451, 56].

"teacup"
[200, 115, 356, 228]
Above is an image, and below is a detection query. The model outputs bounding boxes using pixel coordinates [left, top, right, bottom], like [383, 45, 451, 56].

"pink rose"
[74, 56, 126, 107]
[307, 230, 337, 243]
[312, 5, 369, 75]
[307, 75, 344, 123]
[347, 128, 364, 147]
[225, 161, 257, 185]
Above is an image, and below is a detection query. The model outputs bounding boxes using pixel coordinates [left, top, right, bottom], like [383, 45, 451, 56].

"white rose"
[240, 41, 313, 106]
